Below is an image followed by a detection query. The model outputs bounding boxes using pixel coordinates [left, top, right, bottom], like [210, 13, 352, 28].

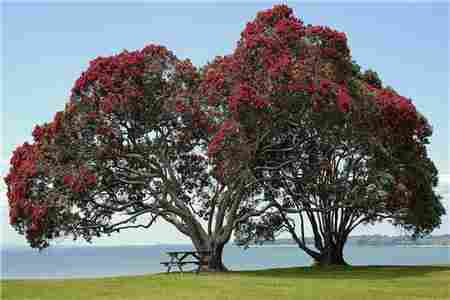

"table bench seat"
[160, 261, 199, 266]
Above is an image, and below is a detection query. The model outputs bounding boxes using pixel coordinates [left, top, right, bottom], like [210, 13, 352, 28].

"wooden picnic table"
[161, 250, 211, 273]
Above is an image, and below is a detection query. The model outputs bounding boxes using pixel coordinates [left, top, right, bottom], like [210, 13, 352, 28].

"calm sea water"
[1, 244, 449, 279]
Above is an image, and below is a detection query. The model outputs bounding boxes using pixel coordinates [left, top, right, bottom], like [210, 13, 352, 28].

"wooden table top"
[166, 251, 211, 255]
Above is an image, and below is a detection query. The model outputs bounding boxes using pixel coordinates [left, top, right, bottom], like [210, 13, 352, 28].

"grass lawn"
[2, 266, 450, 300]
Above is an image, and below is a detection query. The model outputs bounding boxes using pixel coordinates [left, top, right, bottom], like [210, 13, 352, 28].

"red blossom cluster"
[5, 44, 196, 248]
[197, 5, 355, 168]
[364, 83, 424, 140]
[32, 111, 64, 144]
[305, 26, 349, 59]
[8, 143, 39, 179]
[201, 67, 227, 106]
[228, 83, 270, 114]
[207, 120, 239, 156]
[175, 100, 188, 113]
[336, 86, 351, 113]
[240, 7, 304, 81]
[5, 144, 39, 224]
[191, 107, 210, 129]
[231, 6, 305, 101]
[73, 45, 169, 94]
[63, 167, 97, 193]
[71, 45, 184, 116]
[175, 59, 199, 85]
[267, 52, 292, 79]
[315, 80, 352, 113]
[27, 204, 48, 238]
[4, 143, 49, 243]
[242, 5, 303, 50]
[285, 82, 316, 95]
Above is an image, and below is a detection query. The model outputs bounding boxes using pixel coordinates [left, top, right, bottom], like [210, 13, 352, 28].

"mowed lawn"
[2, 266, 450, 300]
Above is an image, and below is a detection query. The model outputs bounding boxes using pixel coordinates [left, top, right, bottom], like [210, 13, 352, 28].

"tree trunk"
[191, 235, 228, 272]
[207, 242, 228, 271]
[314, 243, 347, 266]
[198, 241, 228, 272]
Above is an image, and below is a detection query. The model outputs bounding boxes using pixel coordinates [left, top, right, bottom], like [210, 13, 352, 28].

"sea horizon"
[2, 244, 449, 280]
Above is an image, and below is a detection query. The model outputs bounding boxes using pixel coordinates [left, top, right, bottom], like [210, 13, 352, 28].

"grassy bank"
[2, 266, 450, 300]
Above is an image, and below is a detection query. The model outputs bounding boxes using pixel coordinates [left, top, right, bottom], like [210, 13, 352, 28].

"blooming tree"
[200, 5, 444, 265]
[4, 45, 262, 271]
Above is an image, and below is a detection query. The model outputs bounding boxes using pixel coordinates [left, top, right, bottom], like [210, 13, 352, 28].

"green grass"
[2, 266, 450, 300]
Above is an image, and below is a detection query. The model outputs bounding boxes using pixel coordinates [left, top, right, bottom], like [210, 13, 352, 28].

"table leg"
[167, 255, 178, 273]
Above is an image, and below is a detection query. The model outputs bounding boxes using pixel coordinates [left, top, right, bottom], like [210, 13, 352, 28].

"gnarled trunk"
[279, 206, 349, 267]
[313, 243, 347, 266]
[202, 242, 227, 272]
[191, 236, 228, 272]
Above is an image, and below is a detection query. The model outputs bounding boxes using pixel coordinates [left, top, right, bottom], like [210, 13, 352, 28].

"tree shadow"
[231, 265, 450, 280]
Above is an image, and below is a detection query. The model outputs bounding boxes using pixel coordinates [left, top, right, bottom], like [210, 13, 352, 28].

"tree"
[199, 5, 445, 266]
[4, 45, 261, 271]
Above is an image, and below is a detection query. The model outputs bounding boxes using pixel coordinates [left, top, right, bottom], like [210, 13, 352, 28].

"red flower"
[100, 97, 114, 113]
[337, 87, 351, 113]
[175, 101, 187, 113]
[63, 175, 74, 186]
[85, 173, 97, 186]
[207, 120, 238, 157]
[319, 80, 334, 95]
[30, 222, 39, 232]
[228, 83, 269, 114]
[9, 208, 18, 225]
[87, 112, 97, 120]
[32, 125, 45, 142]
[207, 125, 217, 134]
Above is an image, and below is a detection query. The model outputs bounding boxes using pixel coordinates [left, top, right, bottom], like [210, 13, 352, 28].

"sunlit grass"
[2, 266, 450, 300]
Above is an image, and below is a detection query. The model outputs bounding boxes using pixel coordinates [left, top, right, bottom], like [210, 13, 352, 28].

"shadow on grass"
[229, 265, 450, 281]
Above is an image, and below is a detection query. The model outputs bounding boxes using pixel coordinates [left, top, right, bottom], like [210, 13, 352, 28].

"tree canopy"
[210, 5, 443, 265]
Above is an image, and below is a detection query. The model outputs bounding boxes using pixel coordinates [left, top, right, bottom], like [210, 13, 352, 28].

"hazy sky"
[1, 2, 449, 247]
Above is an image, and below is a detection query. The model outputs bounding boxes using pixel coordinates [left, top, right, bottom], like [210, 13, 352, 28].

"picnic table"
[161, 250, 211, 273]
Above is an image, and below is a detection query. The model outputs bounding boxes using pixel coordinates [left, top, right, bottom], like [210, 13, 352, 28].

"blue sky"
[1, 2, 449, 247]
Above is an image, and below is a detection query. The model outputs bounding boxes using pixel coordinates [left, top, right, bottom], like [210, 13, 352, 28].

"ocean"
[1, 244, 449, 279]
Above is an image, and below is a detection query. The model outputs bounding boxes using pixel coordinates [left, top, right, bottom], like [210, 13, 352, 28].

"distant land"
[236, 234, 450, 247]
[3, 234, 449, 250]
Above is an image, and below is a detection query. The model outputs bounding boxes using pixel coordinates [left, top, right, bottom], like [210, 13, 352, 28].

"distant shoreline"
[394, 245, 450, 248]
[3, 233, 449, 249]
[244, 244, 450, 248]
[237, 234, 450, 248]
